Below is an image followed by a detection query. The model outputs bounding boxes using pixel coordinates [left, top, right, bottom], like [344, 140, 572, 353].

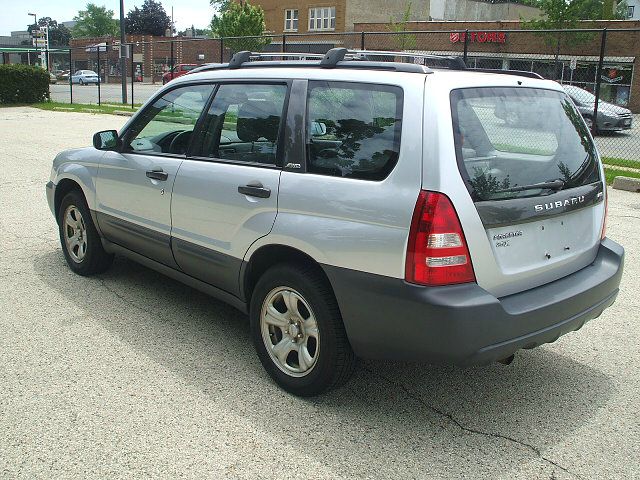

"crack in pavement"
[362, 365, 583, 480]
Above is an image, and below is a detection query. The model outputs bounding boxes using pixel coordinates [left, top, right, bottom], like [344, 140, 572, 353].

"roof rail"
[471, 68, 544, 79]
[347, 49, 466, 70]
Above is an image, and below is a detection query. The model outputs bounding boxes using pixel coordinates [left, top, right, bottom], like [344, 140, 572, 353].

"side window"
[194, 83, 287, 165]
[123, 84, 214, 155]
[306, 81, 403, 181]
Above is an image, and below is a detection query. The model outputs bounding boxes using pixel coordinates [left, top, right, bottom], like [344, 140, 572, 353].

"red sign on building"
[450, 32, 507, 43]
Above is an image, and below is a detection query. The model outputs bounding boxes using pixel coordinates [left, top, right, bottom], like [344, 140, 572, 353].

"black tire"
[57, 190, 113, 276]
[79, 79, 84, 86]
[250, 263, 356, 396]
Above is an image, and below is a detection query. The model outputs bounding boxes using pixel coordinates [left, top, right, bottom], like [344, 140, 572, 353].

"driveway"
[1, 106, 638, 479]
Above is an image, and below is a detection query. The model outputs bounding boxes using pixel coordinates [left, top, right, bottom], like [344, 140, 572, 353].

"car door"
[95, 83, 215, 267]
[170, 81, 288, 296]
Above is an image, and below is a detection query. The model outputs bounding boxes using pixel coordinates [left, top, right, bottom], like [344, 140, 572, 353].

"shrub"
[0, 64, 50, 104]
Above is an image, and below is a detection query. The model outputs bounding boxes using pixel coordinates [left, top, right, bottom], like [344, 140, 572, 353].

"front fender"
[51, 147, 105, 211]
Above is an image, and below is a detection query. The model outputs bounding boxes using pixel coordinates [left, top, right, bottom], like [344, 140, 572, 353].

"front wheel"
[250, 264, 356, 396]
[79, 79, 84, 86]
[58, 190, 113, 276]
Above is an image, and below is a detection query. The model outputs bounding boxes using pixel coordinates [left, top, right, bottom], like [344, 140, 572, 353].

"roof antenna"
[320, 48, 348, 68]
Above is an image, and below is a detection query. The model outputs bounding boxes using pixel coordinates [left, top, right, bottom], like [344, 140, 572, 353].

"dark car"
[563, 85, 633, 133]
[162, 64, 199, 85]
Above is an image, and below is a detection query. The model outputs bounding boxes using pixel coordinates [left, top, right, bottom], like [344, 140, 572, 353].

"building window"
[308, 7, 336, 31]
[284, 9, 298, 31]
[628, 5, 635, 18]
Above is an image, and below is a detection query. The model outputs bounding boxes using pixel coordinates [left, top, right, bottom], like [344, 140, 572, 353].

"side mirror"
[310, 121, 327, 136]
[93, 130, 120, 151]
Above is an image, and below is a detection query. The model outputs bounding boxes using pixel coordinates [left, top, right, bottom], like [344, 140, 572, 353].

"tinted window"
[194, 83, 287, 165]
[451, 87, 600, 202]
[306, 81, 403, 181]
[123, 84, 214, 155]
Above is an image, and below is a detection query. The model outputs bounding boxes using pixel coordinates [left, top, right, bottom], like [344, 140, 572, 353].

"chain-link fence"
[3, 27, 639, 171]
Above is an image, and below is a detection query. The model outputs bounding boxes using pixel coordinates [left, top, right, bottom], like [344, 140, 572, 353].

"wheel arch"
[241, 244, 335, 306]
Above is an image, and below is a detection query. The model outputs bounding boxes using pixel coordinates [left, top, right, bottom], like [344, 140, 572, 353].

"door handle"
[238, 184, 271, 198]
[146, 169, 168, 181]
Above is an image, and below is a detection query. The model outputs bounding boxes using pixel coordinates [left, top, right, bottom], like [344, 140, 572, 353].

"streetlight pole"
[119, 0, 127, 104]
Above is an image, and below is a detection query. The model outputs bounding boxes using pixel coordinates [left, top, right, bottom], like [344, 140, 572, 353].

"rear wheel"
[58, 190, 113, 276]
[250, 263, 356, 396]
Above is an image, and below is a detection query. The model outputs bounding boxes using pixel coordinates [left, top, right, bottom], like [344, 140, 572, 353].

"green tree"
[522, 0, 607, 78]
[211, 1, 271, 52]
[387, 2, 417, 50]
[27, 18, 72, 46]
[72, 3, 119, 38]
[126, 0, 172, 36]
[210, 0, 234, 14]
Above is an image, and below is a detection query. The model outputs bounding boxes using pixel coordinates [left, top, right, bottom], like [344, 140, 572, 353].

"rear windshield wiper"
[494, 179, 565, 194]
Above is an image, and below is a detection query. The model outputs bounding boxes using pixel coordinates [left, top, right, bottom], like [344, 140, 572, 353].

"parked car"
[49, 72, 57, 84]
[563, 85, 633, 133]
[162, 63, 199, 84]
[56, 70, 70, 81]
[46, 49, 624, 396]
[71, 70, 100, 85]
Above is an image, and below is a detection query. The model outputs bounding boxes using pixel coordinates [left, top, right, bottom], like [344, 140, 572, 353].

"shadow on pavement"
[35, 249, 614, 478]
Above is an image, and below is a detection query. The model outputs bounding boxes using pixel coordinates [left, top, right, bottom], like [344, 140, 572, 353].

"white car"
[70, 70, 100, 85]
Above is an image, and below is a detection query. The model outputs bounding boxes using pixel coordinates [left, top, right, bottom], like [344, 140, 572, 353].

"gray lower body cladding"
[323, 238, 624, 365]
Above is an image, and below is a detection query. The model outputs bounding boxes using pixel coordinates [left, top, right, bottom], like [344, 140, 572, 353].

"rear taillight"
[601, 190, 608, 240]
[405, 191, 476, 286]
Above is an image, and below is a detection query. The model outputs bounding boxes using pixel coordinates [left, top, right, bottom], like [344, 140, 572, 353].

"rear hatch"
[451, 86, 605, 297]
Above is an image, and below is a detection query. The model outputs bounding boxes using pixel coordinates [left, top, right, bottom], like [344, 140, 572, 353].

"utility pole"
[170, 7, 174, 78]
[119, 0, 127, 104]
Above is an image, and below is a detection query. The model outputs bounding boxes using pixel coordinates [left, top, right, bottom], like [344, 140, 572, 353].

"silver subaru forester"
[47, 49, 624, 396]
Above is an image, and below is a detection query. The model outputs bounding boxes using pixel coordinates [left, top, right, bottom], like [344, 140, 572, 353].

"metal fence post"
[361, 31, 365, 50]
[131, 43, 135, 109]
[463, 29, 469, 65]
[68, 48, 73, 104]
[282, 33, 286, 53]
[592, 28, 607, 136]
[97, 45, 101, 106]
[220, 37, 224, 63]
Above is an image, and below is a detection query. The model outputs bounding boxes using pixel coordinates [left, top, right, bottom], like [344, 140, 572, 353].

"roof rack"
[346, 49, 466, 70]
[190, 48, 545, 80]
[471, 68, 544, 79]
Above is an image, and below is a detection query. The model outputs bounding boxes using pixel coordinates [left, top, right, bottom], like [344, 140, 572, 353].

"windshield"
[451, 87, 600, 202]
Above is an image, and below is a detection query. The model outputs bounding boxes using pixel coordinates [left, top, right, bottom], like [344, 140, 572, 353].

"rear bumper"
[324, 238, 624, 365]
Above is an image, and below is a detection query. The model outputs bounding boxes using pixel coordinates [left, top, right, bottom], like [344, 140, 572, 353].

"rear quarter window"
[306, 81, 403, 181]
[451, 87, 600, 201]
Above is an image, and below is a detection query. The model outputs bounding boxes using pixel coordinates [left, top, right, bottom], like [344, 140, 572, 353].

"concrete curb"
[613, 176, 640, 192]
[113, 110, 135, 117]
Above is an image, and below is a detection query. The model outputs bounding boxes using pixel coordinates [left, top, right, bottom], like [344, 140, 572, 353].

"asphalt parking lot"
[1, 106, 639, 479]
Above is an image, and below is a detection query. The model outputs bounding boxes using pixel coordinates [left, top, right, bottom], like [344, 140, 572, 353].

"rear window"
[451, 87, 600, 202]
[306, 81, 403, 181]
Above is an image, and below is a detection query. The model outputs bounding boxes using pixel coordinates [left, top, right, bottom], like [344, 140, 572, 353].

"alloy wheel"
[63, 205, 87, 263]
[260, 287, 320, 377]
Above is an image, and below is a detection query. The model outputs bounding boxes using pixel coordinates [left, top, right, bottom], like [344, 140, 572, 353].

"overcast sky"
[1, 0, 217, 35]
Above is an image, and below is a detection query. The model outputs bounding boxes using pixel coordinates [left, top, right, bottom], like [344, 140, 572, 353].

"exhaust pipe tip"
[497, 354, 515, 365]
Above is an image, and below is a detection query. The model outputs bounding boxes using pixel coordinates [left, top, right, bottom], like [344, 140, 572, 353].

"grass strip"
[32, 101, 140, 115]
[602, 157, 640, 170]
[604, 167, 640, 185]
